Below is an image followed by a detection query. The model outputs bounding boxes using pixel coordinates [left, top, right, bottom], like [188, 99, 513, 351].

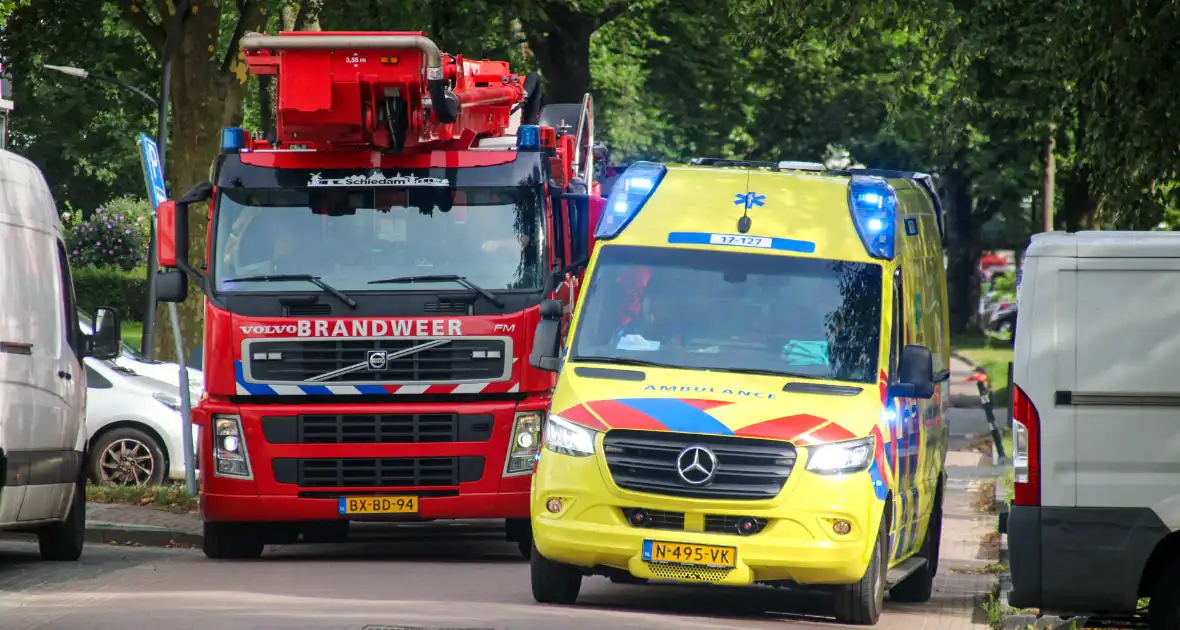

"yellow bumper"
[531, 446, 886, 586]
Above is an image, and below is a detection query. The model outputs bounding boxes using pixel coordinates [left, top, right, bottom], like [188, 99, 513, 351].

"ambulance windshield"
[211, 185, 544, 293]
[570, 245, 884, 384]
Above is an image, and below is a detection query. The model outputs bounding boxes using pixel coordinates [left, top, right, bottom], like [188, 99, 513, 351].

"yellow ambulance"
[526, 158, 950, 624]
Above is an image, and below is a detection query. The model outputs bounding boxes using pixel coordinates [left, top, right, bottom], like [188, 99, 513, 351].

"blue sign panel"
[137, 133, 167, 209]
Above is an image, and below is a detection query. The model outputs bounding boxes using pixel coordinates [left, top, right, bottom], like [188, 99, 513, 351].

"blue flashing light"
[849, 175, 898, 260]
[517, 125, 541, 150]
[221, 127, 247, 152]
[595, 161, 667, 239]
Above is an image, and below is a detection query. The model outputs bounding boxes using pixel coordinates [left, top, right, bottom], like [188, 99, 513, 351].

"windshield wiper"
[223, 274, 357, 309]
[572, 355, 686, 370]
[367, 274, 504, 309]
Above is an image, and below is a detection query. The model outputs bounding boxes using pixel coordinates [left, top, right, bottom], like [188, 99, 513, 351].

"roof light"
[595, 161, 667, 240]
[517, 124, 541, 151]
[848, 175, 897, 259]
[777, 161, 826, 172]
[221, 127, 248, 152]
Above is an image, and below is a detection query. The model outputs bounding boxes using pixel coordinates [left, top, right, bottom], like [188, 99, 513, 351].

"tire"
[890, 489, 942, 603]
[1148, 567, 1180, 630]
[530, 544, 582, 605]
[832, 517, 886, 625]
[203, 521, 265, 560]
[89, 426, 167, 486]
[38, 475, 86, 561]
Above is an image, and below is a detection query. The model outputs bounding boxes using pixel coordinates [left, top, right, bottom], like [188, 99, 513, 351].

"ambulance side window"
[890, 270, 904, 375]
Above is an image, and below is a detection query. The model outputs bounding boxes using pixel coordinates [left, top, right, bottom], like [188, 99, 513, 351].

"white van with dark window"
[0, 149, 121, 560]
[1008, 231, 1180, 629]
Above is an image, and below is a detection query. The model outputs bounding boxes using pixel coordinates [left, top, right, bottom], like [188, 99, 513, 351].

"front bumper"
[531, 445, 884, 586]
[194, 397, 541, 523]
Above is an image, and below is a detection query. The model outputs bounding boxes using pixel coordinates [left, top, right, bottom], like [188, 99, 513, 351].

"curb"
[951, 350, 984, 372]
[1, 523, 201, 549]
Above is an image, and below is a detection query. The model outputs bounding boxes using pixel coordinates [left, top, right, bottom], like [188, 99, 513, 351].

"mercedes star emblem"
[676, 445, 718, 485]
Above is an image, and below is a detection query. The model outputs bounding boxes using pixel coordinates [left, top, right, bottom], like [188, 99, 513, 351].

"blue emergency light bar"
[517, 125, 541, 151]
[221, 127, 248, 152]
[595, 161, 667, 239]
[848, 175, 898, 260]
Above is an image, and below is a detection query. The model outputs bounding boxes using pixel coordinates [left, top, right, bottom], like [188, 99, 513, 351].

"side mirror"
[159, 181, 213, 280]
[586, 195, 604, 258]
[156, 269, 188, 304]
[89, 307, 123, 360]
[888, 344, 935, 399]
[529, 299, 564, 372]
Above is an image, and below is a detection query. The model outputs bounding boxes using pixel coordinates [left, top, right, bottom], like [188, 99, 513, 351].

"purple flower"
[72, 250, 78, 255]
[106, 224, 112, 228]
[96, 241, 102, 246]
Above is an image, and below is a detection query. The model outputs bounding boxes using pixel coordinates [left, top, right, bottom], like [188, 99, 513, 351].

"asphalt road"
[1, 528, 905, 630]
[0, 412, 996, 630]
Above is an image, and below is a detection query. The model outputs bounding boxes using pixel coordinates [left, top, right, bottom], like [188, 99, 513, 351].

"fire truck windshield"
[212, 185, 544, 294]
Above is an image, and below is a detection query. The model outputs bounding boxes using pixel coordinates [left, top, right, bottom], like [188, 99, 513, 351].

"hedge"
[74, 265, 148, 321]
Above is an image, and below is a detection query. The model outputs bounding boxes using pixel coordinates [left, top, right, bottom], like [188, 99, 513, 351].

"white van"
[0, 149, 121, 560]
[1007, 231, 1180, 629]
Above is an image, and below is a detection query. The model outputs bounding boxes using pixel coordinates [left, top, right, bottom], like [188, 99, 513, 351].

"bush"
[64, 199, 149, 271]
[74, 265, 148, 321]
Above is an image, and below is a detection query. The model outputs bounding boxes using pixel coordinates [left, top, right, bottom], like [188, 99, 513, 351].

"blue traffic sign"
[137, 133, 167, 209]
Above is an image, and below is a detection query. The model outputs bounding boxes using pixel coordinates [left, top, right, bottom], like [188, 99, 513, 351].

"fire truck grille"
[261, 413, 494, 444]
[602, 430, 796, 500]
[245, 338, 509, 384]
[272, 456, 485, 488]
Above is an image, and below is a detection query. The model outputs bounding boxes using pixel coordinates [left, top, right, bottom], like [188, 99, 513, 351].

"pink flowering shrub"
[63, 200, 148, 271]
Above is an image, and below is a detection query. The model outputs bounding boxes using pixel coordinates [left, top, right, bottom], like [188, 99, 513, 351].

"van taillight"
[1012, 384, 1040, 506]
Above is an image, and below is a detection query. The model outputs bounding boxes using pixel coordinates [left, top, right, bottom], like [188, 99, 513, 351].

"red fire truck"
[152, 31, 606, 559]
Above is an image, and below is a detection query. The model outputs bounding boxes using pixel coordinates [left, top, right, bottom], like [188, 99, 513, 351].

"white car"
[78, 313, 200, 486]
[78, 310, 203, 400]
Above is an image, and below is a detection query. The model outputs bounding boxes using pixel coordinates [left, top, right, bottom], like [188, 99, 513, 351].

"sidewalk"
[950, 353, 984, 409]
[876, 448, 999, 629]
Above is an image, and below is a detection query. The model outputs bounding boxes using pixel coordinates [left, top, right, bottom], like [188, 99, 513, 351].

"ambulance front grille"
[244, 337, 510, 384]
[603, 430, 796, 500]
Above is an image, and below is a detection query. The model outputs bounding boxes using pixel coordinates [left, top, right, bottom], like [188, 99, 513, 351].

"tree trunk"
[149, 2, 258, 362]
[943, 168, 981, 334]
[524, 19, 595, 103]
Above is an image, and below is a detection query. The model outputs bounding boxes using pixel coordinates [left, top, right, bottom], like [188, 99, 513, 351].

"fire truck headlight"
[504, 411, 544, 476]
[213, 414, 252, 480]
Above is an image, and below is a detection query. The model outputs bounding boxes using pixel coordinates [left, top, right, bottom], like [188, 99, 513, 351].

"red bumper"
[194, 397, 541, 523]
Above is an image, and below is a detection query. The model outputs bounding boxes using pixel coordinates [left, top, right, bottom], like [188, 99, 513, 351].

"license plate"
[642, 540, 737, 568]
[337, 496, 418, 515]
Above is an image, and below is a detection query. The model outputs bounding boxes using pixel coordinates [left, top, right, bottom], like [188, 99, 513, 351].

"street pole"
[1043, 123, 1056, 232]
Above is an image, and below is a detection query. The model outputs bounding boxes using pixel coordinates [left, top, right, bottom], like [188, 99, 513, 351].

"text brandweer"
[239, 319, 463, 337]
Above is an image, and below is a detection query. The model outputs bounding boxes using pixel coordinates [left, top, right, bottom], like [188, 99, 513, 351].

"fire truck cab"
[153, 31, 605, 559]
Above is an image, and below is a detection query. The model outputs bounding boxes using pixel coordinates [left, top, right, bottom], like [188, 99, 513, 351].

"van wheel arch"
[87, 422, 171, 485]
[1139, 530, 1180, 600]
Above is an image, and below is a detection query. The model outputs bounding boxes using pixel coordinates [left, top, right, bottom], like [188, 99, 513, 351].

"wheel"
[1148, 566, 1180, 630]
[203, 521, 264, 559]
[38, 474, 85, 561]
[890, 491, 942, 603]
[832, 517, 886, 625]
[90, 426, 167, 486]
[530, 544, 582, 605]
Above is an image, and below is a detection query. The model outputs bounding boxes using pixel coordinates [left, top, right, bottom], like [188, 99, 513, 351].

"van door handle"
[57, 370, 72, 381]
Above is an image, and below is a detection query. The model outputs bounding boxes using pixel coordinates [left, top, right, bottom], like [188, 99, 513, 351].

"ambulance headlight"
[543, 414, 598, 457]
[806, 436, 876, 475]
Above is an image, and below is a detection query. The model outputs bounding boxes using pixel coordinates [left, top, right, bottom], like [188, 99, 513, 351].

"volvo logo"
[366, 350, 388, 371]
[675, 445, 718, 485]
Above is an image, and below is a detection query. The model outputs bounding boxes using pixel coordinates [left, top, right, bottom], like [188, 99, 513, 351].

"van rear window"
[570, 245, 884, 384]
